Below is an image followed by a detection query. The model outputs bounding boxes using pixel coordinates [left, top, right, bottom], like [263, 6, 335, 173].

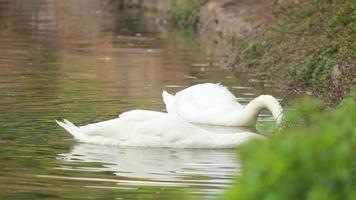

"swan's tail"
[56, 119, 85, 140]
[162, 90, 175, 113]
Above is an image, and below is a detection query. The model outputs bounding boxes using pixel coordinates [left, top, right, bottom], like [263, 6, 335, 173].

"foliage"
[223, 89, 356, 200]
[167, 0, 201, 30]
[228, 0, 355, 105]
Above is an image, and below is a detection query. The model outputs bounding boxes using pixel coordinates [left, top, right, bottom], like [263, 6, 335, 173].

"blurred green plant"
[167, 0, 201, 30]
[222, 89, 356, 200]
[228, 0, 355, 105]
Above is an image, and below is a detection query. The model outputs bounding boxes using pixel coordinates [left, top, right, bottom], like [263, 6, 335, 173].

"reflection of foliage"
[223, 89, 356, 200]
[1, 180, 193, 199]
[167, 28, 205, 55]
[167, 0, 201, 30]
[228, 0, 355, 105]
[111, 0, 159, 36]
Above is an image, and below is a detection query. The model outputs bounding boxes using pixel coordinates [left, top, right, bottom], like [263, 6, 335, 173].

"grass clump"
[228, 0, 355, 105]
[223, 89, 356, 200]
[167, 0, 201, 30]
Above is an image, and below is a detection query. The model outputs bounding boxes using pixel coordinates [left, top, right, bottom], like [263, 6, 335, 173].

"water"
[0, 0, 284, 199]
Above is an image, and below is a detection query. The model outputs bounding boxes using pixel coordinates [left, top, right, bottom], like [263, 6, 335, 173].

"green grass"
[222, 88, 356, 200]
[228, 0, 355, 105]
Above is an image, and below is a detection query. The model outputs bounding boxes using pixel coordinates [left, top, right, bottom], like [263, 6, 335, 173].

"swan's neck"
[242, 95, 283, 126]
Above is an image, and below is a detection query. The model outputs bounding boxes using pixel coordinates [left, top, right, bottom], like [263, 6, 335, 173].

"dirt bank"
[198, 0, 283, 56]
[124, 0, 282, 55]
[168, 0, 355, 105]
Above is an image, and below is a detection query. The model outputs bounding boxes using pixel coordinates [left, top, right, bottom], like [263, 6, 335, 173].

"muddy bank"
[198, 0, 282, 56]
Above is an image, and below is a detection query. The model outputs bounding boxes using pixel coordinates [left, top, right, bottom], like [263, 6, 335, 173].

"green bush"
[223, 89, 356, 200]
[167, 0, 201, 29]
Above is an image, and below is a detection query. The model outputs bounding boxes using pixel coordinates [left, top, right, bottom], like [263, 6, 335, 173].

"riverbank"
[117, 0, 354, 105]
[166, 0, 355, 105]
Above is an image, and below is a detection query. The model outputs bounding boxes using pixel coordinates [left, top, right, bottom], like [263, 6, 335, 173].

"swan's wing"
[114, 111, 261, 148]
[78, 118, 121, 136]
[174, 83, 243, 116]
[60, 110, 160, 137]
[119, 109, 168, 122]
[56, 118, 121, 139]
[101, 110, 214, 146]
[57, 111, 193, 145]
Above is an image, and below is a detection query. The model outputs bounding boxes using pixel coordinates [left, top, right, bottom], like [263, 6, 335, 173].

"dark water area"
[0, 0, 285, 199]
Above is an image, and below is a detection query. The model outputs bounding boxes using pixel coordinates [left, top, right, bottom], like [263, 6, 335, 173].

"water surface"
[0, 0, 283, 199]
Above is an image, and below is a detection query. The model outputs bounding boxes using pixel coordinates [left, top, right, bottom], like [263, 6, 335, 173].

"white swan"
[56, 110, 262, 148]
[162, 83, 283, 126]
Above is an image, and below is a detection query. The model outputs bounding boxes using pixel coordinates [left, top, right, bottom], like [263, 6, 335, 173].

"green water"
[0, 0, 284, 199]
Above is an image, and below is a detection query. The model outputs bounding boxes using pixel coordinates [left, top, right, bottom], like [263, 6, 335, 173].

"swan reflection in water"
[57, 142, 242, 188]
